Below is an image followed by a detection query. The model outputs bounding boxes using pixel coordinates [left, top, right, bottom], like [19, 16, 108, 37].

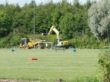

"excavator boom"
[48, 25, 60, 43]
[48, 25, 70, 49]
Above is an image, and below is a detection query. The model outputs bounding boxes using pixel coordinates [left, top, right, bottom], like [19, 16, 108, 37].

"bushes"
[0, 34, 26, 48]
[98, 49, 110, 82]
[69, 35, 108, 49]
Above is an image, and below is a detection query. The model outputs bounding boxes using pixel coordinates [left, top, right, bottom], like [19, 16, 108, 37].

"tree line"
[0, 0, 91, 38]
[0, 0, 108, 48]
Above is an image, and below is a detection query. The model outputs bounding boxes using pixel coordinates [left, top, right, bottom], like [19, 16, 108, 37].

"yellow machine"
[48, 25, 70, 49]
[19, 38, 50, 49]
[19, 38, 34, 49]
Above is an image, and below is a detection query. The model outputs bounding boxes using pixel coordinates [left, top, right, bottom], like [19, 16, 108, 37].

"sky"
[0, 0, 95, 6]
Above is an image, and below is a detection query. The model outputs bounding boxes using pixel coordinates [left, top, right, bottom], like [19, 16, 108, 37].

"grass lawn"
[0, 48, 100, 81]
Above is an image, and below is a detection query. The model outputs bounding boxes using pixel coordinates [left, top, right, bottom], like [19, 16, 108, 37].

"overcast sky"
[0, 0, 96, 6]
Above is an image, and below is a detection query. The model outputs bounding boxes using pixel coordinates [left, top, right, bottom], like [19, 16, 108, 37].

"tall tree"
[74, 0, 80, 7]
[0, 9, 12, 37]
[60, 13, 75, 39]
[88, 0, 110, 41]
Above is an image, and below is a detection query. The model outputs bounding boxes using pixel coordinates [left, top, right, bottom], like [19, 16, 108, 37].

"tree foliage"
[0, 0, 91, 37]
[1, 0, 106, 48]
[88, 0, 110, 41]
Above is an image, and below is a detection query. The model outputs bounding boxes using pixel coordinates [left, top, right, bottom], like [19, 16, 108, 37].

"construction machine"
[19, 38, 34, 49]
[48, 25, 70, 49]
[19, 38, 52, 49]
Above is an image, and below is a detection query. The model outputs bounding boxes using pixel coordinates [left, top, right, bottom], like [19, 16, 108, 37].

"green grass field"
[0, 49, 100, 81]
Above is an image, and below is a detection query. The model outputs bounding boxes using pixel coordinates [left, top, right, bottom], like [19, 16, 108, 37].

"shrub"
[0, 33, 26, 48]
[69, 35, 107, 49]
[98, 49, 110, 82]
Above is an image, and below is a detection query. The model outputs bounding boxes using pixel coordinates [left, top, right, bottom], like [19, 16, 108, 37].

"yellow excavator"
[48, 25, 70, 49]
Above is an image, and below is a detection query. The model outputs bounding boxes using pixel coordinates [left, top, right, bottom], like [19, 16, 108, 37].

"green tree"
[60, 13, 75, 39]
[74, 0, 80, 7]
[0, 10, 12, 37]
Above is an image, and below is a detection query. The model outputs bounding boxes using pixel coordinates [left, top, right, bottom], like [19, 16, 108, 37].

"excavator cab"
[55, 39, 70, 48]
